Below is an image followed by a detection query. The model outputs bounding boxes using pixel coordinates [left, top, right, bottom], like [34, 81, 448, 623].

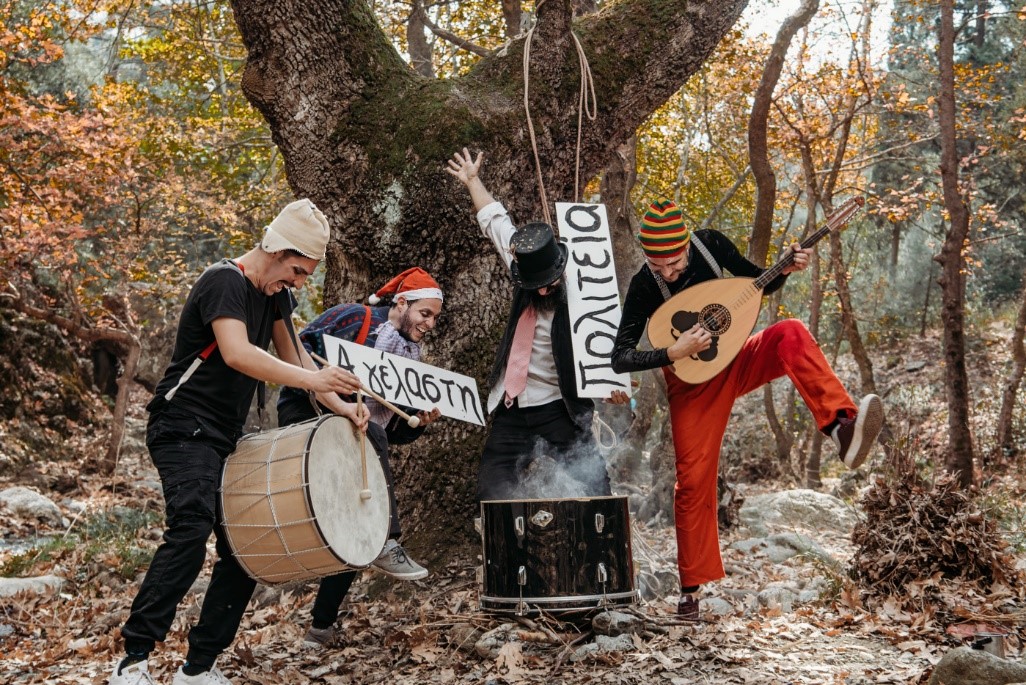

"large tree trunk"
[227, 0, 749, 544]
[936, 0, 975, 487]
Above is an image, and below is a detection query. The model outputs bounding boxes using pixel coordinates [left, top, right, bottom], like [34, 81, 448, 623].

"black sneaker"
[832, 394, 884, 469]
[677, 594, 699, 620]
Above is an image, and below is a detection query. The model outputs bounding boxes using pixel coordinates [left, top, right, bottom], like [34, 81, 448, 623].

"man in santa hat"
[277, 267, 444, 648]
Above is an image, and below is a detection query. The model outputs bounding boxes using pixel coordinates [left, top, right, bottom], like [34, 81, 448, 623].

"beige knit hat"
[260, 199, 330, 260]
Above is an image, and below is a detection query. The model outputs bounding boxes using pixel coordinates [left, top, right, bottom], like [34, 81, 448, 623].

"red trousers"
[663, 319, 856, 587]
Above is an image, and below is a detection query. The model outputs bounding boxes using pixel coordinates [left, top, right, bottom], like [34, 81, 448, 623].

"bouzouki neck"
[753, 196, 865, 290]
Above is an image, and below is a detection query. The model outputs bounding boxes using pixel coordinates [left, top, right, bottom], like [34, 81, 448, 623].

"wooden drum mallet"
[356, 389, 371, 500]
[310, 352, 421, 429]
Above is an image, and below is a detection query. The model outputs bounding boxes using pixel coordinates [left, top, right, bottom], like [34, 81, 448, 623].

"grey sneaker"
[109, 659, 157, 685]
[371, 539, 429, 580]
[302, 625, 334, 648]
[832, 394, 884, 469]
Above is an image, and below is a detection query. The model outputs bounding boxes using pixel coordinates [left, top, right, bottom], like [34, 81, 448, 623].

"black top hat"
[509, 222, 568, 290]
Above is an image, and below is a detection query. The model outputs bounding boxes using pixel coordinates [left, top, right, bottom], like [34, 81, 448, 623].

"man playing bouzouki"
[611, 198, 883, 620]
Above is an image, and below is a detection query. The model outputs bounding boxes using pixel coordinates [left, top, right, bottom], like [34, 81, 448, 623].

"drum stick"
[356, 389, 371, 501]
[310, 352, 421, 428]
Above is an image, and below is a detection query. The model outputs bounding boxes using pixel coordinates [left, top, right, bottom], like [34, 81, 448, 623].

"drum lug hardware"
[530, 509, 553, 528]
[595, 513, 605, 533]
[517, 566, 527, 616]
[598, 562, 610, 607]
[514, 516, 525, 539]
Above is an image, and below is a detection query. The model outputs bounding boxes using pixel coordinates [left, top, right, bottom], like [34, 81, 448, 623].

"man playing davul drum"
[109, 200, 366, 685]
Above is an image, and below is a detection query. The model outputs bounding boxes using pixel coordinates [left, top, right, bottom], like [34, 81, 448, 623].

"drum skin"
[220, 415, 390, 585]
[479, 496, 639, 613]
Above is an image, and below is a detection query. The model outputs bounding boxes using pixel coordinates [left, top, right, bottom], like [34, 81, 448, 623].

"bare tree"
[936, 0, 975, 487]
[746, 0, 819, 265]
[994, 273, 1026, 463]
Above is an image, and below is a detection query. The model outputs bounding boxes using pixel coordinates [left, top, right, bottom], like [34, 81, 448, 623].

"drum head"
[306, 416, 390, 568]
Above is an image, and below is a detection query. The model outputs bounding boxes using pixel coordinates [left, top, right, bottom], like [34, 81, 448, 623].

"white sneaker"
[109, 659, 157, 685]
[171, 665, 233, 685]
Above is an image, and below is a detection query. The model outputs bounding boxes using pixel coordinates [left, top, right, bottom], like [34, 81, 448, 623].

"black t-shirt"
[149, 259, 288, 433]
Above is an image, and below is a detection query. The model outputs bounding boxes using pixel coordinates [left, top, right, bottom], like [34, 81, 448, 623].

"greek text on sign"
[556, 202, 631, 397]
[322, 334, 485, 426]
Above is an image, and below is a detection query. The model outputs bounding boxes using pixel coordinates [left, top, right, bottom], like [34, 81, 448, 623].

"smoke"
[507, 437, 610, 500]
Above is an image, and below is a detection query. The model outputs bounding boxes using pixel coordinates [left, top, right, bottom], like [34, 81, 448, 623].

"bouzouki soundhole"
[699, 303, 731, 335]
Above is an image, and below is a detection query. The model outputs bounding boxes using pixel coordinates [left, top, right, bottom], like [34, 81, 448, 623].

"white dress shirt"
[476, 201, 562, 413]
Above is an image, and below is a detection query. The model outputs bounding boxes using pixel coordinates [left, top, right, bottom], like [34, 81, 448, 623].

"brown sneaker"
[832, 394, 883, 469]
[677, 594, 699, 620]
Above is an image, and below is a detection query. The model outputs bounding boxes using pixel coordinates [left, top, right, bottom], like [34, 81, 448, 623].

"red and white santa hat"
[368, 267, 444, 305]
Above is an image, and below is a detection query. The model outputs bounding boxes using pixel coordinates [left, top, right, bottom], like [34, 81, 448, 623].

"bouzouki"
[647, 196, 865, 384]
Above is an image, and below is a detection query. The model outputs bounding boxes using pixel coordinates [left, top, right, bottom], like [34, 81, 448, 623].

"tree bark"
[936, 0, 975, 488]
[746, 0, 819, 265]
[227, 0, 750, 542]
[994, 273, 1026, 462]
[408, 3, 434, 78]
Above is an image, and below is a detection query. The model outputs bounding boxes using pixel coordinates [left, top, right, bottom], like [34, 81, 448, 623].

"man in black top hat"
[447, 149, 627, 501]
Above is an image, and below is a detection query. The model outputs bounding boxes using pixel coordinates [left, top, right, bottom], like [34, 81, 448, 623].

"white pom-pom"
[368, 293, 381, 305]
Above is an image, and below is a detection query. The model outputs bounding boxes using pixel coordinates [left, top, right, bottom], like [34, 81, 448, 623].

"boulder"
[927, 646, 1026, 685]
[739, 489, 856, 537]
[0, 486, 63, 525]
[0, 575, 65, 598]
[592, 610, 643, 636]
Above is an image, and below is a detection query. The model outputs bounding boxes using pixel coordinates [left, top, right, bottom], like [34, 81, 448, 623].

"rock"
[0, 486, 63, 525]
[927, 646, 1026, 685]
[0, 624, 13, 638]
[447, 623, 483, 652]
[571, 634, 635, 661]
[906, 360, 927, 373]
[739, 489, 856, 537]
[702, 597, 735, 616]
[0, 575, 65, 598]
[637, 569, 679, 601]
[592, 610, 643, 636]
[474, 623, 515, 660]
[757, 587, 797, 612]
[730, 532, 838, 568]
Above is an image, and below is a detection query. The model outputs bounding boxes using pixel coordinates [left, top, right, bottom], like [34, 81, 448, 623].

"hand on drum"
[416, 407, 442, 426]
[307, 365, 362, 395]
[337, 401, 370, 432]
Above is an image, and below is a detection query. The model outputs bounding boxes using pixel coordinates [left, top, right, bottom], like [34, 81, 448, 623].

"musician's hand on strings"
[416, 407, 442, 426]
[307, 365, 361, 395]
[446, 148, 483, 186]
[783, 242, 810, 274]
[667, 323, 712, 361]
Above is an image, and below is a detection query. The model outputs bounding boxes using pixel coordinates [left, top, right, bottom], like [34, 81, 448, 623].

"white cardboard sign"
[322, 334, 485, 426]
[556, 202, 631, 397]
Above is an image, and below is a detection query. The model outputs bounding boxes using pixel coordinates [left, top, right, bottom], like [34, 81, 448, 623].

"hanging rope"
[522, 24, 598, 225]
[570, 31, 597, 202]
[522, 27, 552, 227]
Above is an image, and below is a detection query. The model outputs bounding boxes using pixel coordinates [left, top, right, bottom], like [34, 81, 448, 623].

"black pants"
[477, 399, 611, 501]
[276, 401, 401, 630]
[120, 406, 251, 669]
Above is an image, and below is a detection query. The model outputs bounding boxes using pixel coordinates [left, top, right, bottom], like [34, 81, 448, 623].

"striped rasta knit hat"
[638, 198, 690, 258]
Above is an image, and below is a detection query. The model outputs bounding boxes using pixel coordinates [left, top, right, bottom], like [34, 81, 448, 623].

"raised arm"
[446, 148, 494, 211]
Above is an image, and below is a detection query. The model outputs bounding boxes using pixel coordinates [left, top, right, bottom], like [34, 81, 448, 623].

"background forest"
[1, 0, 1026, 683]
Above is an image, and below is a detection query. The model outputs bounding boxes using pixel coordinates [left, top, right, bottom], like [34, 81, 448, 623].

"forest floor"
[2, 322, 1025, 684]
[1, 436, 1017, 685]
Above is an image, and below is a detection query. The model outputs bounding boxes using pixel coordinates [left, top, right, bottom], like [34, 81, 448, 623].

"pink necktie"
[504, 306, 537, 407]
